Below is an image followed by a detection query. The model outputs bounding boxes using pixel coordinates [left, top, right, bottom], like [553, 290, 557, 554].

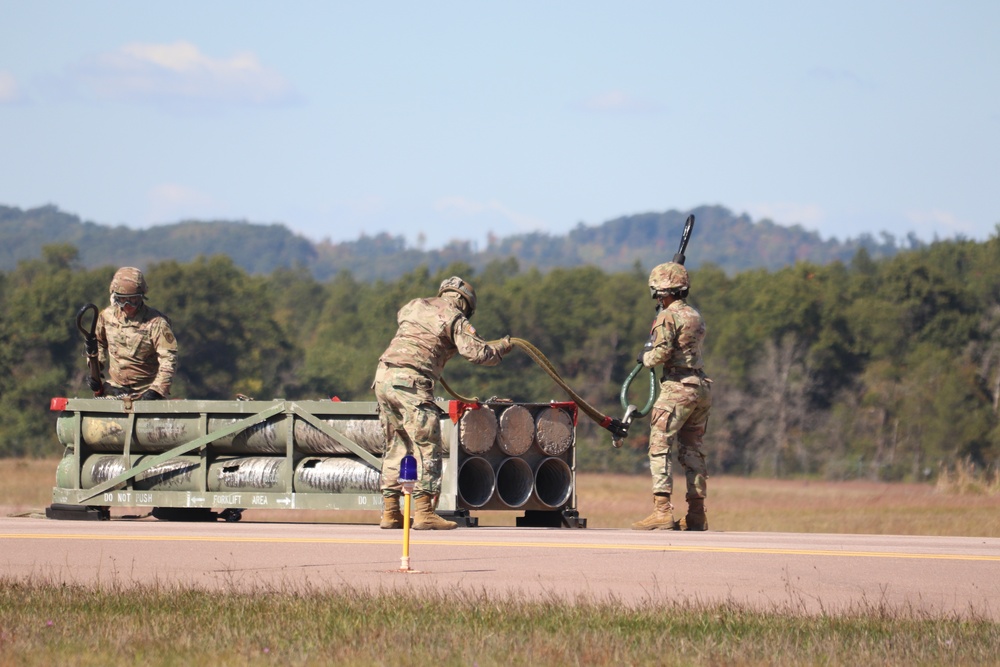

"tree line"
[1, 235, 998, 482]
[2, 204, 913, 282]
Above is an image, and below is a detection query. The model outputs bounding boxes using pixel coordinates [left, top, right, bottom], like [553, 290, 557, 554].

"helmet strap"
[456, 294, 472, 317]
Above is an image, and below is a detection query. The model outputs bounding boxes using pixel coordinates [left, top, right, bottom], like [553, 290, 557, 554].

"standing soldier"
[374, 276, 512, 530]
[90, 267, 178, 400]
[633, 262, 712, 531]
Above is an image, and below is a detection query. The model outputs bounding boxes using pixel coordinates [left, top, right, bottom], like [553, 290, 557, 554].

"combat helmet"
[648, 262, 689, 299]
[110, 267, 147, 308]
[438, 276, 477, 318]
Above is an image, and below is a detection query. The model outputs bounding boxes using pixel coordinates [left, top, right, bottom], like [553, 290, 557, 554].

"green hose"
[619, 362, 658, 417]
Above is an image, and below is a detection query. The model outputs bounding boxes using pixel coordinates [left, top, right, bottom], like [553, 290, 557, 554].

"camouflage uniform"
[96, 303, 178, 397]
[375, 293, 505, 499]
[641, 298, 712, 502]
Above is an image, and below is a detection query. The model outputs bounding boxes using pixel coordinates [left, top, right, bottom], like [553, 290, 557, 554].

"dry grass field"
[4, 457, 998, 537]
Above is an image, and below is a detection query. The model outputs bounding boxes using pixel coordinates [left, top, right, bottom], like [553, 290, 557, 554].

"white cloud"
[434, 196, 547, 234]
[0, 71, 20, 103]
[582, 90, 663, 113]
[74, 41, 297, 106]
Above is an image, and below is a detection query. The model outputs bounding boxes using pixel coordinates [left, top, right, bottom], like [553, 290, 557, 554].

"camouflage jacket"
[641, 299, 707, 383]
[96, 303, 178, 396]
[379, 296, 503, 380]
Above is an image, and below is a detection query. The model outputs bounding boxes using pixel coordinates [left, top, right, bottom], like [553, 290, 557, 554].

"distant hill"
[0, 203, 917, 281]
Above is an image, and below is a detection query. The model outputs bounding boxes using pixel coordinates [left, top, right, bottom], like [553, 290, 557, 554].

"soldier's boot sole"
[630, 513, 678, 530]
[413, 517, 457, 530]
[412, 495, 457, 530]
[681, 518, 708, 531]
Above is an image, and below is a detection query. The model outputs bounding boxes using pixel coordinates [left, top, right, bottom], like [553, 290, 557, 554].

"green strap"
[290, 403, 382, 470]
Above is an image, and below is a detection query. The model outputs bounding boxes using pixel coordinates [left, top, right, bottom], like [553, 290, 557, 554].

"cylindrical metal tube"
[533, 457, 573, 509]
[57, 413, 386, 456]
[55, 450, 77, 489]
[292, 419, 386, 456]
[79, 454, 204, 491]
[494, 456, 533, 508]
[497, 405, 534, 456]
[209, 418, 287, 453]
[459, 406, 497, 455]
[57, 414, 290, 453]
[63, 452, 384, 496]
[208, 456, 290, 492]
[205, 456, 381, 494]
[535, 406, 575, 456]
[293, 456, 381, 494]
[457, 456, 495, 508]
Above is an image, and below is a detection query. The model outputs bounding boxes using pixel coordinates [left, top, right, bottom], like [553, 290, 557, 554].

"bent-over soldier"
[374, 276, 512, 530]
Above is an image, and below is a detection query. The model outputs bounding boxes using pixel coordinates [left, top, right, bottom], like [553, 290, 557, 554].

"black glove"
[84, 337, 98, 357]
[137, 388, 163, 401]
[87, 377, 103, 392]
[636, 340, 654, 365]
[606, 417, 629, 440]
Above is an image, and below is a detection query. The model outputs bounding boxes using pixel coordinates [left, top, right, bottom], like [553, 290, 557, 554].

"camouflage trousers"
[373, 364, 443, 499]
[647, 379, 712, 499]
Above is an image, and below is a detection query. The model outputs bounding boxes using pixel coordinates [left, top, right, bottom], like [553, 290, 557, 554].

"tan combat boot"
[412, 494, 457, 530]
[682, 497, 708, 531]
[631, 493, 677, 530]
[380, 494, 404, 529]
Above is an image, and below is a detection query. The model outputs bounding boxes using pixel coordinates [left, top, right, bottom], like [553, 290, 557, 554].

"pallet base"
[515, 508, 587, 528]
[45, 503, 110, 521]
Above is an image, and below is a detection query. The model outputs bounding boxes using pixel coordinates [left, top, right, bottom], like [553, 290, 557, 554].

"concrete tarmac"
[2, 515, 998, 619]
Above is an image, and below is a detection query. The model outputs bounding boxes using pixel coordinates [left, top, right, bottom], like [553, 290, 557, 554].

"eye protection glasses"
[113, 294, 144, 308]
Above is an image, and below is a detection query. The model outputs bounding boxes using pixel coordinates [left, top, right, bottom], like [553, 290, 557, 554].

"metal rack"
[46, 396, 585, 527]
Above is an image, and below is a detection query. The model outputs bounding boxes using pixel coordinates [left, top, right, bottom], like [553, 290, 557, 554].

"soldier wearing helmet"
[648, 261, 690, 299]
[633, 262, 712, 531]
[91, 267, 178, 400]
[373, 276, 513, 530]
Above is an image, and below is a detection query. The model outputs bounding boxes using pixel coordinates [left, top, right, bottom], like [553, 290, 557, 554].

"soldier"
[633, 262, 712, 531]
[374, 276, 512, 530]
[90, 267, 178, 400]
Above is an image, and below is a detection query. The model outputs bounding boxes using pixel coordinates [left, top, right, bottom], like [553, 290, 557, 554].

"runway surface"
[2, 515, 998, 619]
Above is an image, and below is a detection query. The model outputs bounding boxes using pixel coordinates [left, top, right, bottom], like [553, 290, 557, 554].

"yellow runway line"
[2, 533, 998, 562]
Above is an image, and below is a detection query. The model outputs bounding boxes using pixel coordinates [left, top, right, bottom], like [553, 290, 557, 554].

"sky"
[1, 2, 998, 251]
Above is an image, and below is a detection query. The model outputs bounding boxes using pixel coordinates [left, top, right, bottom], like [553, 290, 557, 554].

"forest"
[1, 233, 998, 483]
[2, 203, 913, 281]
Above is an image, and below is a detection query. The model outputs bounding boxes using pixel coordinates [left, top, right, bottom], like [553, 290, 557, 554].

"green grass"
[2, 578, 998, 666]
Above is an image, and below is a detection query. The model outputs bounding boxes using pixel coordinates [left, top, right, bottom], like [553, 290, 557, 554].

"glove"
[87, 377, 103, 392]
[636, 340, 654, 366]
[137, 388, 163, 401]
[607, 418, 629, 441]
[495, 335, 514, 357]
[84, 337, 98, 357]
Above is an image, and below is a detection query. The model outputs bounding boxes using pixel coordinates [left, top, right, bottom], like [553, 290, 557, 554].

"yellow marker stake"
[398, 454, 418, 572]
[400, 491, 412, 571]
